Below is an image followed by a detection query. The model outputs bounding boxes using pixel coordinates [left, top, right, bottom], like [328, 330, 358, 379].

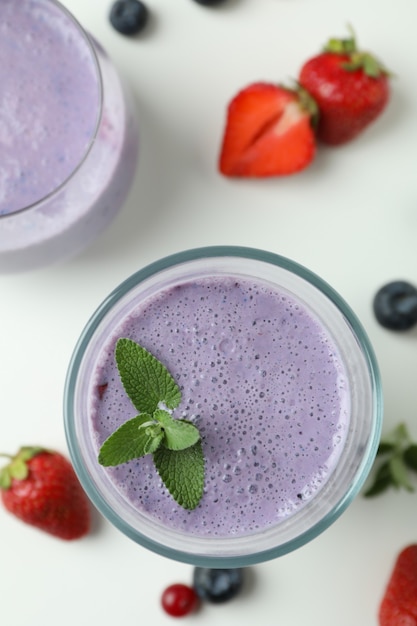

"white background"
[1, 0, 417, 624]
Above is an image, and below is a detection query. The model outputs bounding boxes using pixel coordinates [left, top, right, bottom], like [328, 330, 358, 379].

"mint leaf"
[153, 441, 205, 510]
[364, 460, 392, 498]
[154, 409, 200, 451]
[376, 442, 396, 456]
[403, 445, 417, 472]
[98, 414, 163, 466]
[115, 338, 181, 414]
[389, 455, 414, 492]
[364, 422, 417, 498]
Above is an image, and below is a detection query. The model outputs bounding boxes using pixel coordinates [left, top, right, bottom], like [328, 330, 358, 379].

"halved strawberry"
[218, 82, 317, 177]
[379, 544, 417, 625]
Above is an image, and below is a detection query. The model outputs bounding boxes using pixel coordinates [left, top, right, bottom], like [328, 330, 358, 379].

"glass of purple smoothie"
[64, 246, 382, 567]
[0, 0, 139, 272]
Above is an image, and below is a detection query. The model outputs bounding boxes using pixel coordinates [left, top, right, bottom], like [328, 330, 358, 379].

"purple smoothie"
[90, 276, 350, 538]
[0, 0, 138, 272]
[0, 0, 100, 214]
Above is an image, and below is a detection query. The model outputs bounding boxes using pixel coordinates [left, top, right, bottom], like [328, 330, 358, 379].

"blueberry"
[373, 281, 417, 331]
[192, 0, 228, 5]
[193, 567, 245, 603]
[109, 0, 149, 36]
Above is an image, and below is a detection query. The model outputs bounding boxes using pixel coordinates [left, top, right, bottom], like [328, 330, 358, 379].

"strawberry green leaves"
[98, 339, 204, 510]
[0, 447, 44, 489]
[364, 423, 417, 497]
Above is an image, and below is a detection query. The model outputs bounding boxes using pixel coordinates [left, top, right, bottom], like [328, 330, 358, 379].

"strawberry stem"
[295, 84, 319, 127]
[323, 26, 390, 78]
[324, 25, 357, 55]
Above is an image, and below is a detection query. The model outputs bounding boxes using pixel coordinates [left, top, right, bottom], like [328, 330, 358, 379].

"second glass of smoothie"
[64, 246, 382, 567]
[0, 0, 139, 272]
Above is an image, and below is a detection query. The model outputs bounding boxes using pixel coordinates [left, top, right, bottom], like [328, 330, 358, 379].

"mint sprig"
[98, 338, 204, 510]
[364, 423, 417, 497]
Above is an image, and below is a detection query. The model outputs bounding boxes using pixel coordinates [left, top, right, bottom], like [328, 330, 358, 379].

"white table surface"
[1, 1, 417, 624]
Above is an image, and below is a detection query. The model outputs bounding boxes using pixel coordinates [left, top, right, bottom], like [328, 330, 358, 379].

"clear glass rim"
[1, 0, 103, 218]
[64, 246, 383, 567]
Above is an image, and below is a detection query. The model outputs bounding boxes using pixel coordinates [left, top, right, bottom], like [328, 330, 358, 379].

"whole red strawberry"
[218, 82, 317, 177]
[299, 29, 390, 145]
[379, 544, 417, 625]
[0, 446, 91, 540]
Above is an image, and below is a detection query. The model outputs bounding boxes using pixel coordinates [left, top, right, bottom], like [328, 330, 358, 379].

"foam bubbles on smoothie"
[90, 277, 350, 538]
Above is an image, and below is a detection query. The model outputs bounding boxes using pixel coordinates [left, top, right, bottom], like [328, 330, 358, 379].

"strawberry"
[218, 82, 317, 177]
[379, 544, 417, 625]
[0, 446, 91, 540]
[299, 29, 390, 145]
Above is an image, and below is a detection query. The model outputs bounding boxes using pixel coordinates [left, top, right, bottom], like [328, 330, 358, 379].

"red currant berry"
[161, 583, 199, 618]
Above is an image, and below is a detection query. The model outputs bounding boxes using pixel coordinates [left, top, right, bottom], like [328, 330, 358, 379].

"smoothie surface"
[90, 276, 350, 538]
[0, 0, 101, 215]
